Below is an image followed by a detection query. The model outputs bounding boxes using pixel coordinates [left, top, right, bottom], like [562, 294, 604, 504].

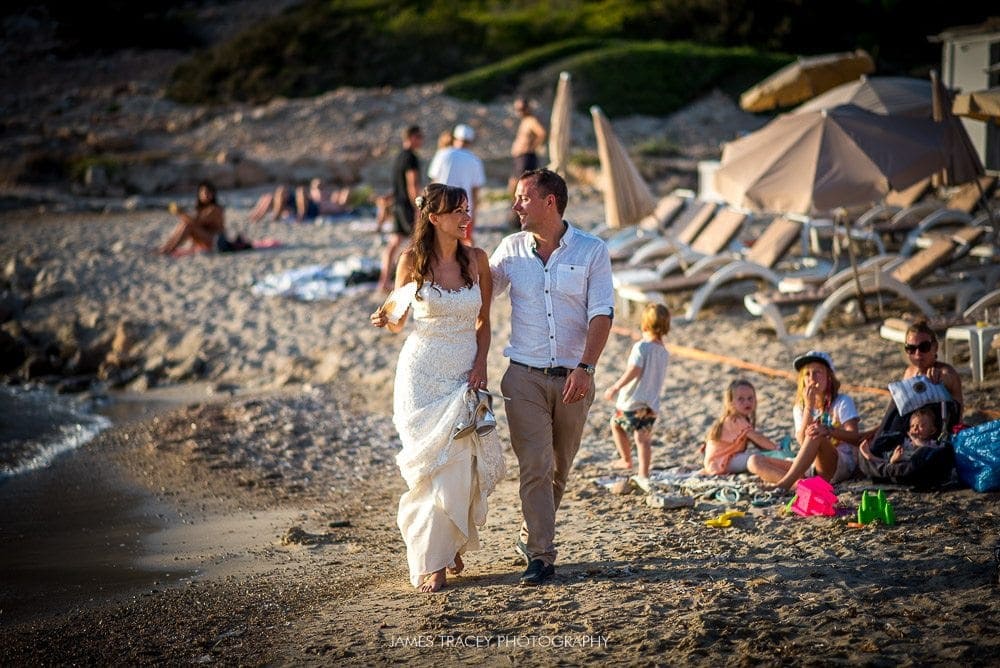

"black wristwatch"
[577, 363, 596, 376]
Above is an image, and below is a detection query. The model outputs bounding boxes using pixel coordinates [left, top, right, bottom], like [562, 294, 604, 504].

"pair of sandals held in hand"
[453, 389, 497, 439]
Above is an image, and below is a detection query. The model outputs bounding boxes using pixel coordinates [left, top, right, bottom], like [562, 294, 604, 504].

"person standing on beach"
[426, 128, 454, 183]
[378, 125, 424, 292]
[507, 98, 547, 229]
[603, 302, 671, 493]
[158, 180, 225, 255]
[370, 183, 505, 593]
[433, 124, 485, 245]
[490, 168, 614, 585]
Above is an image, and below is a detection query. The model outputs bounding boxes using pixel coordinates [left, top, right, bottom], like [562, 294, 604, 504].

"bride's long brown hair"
[408, 183, 474, 297]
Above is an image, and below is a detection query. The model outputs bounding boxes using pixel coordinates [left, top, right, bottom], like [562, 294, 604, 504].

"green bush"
[445, 39, 791, 117]
[163, 0, 984, 109]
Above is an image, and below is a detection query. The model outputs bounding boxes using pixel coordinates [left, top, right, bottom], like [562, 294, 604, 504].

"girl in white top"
[764, 351, 864, 490]
[603, 303, 671, 492]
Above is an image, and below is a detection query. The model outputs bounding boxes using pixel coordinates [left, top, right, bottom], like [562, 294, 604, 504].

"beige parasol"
[933, 72, 997, 247]
[714, 104, 948, 216]
[793, 75, 932, 117]
[931, 70, 984, 188]
[952, 87, 1000, 123]
[590, 105, 655, 229]
[740, 49, 875, 113]
[547, 71, 573, 177]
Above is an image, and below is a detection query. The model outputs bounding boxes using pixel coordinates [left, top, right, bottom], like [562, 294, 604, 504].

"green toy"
[857, 490, 896, 526]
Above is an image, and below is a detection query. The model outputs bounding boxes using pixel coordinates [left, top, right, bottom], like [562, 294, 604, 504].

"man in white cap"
[433, 123, 486, 245]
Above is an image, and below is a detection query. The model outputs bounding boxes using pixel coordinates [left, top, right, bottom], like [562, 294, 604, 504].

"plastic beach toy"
[857, 489, 896, 526]
[705, 509, 746, 527]
[790, 476, 837, 517]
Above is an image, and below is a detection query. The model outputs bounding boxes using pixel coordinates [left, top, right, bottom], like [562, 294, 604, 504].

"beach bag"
[952, 419, 1000, 492]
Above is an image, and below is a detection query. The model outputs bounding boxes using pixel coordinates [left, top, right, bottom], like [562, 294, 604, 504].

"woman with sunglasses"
[902, 320, 963, 418]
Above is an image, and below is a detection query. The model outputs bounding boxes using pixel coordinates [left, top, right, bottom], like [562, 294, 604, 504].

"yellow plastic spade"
[705, 509, 746, 528]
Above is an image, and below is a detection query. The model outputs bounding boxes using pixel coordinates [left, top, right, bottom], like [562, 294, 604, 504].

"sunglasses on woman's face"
[904, 340, 934, 354]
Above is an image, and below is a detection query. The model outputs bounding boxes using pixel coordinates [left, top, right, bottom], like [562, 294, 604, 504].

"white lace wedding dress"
[392, 281, 506, 587]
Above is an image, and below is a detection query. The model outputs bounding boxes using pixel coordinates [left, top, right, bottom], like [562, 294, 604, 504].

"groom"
[490, 168, 614, 585]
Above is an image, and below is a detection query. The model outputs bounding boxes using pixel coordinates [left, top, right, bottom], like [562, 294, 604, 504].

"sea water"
[0, 385, 111, 479]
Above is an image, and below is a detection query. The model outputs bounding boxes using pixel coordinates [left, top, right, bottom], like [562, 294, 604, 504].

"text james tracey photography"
[388, 634, 610, 649]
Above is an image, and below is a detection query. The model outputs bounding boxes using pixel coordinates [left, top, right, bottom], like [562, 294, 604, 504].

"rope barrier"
[610, 324, 889, 397]
[610, 325, 1000, 420]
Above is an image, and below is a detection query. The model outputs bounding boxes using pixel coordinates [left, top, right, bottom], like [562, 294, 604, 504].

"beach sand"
[1, 193, 999, 665]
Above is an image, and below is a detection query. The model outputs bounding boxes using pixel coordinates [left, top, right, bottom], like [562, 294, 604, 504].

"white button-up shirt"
[490, 222, 614, 368]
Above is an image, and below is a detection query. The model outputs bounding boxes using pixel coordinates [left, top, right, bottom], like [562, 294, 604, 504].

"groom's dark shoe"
[514, 538, 530, 565]
[520, 559, 555, 586]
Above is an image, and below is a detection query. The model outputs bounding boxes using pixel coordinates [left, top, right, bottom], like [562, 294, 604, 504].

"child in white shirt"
[604, 303, 671, 492]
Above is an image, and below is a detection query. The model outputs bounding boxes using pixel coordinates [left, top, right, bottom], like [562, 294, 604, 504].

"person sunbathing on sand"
[158, 180, 225, 255]
[249, 180, 354, 223]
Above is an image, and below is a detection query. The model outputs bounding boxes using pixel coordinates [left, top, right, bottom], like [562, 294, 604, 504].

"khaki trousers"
[501, 362, 593, 566]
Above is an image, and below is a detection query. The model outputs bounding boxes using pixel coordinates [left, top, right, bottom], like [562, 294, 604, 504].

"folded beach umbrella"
[952, 87, 1000, 123]
[794, 75, 932, 117]
[548, 71, 573, 177]
[740, 49, 875, 113]
[932, 71, 997, 245]
[714, 104, 948, 216]
[932, 70, 985, 187]
[590, 105, 655, 229]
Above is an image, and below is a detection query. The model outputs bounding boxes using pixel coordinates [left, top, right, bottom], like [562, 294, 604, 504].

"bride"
[370, 183, 505, 592]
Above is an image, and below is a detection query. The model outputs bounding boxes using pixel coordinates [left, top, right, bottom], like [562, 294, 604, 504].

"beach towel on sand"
[252, 257, 380, 301]
[168, 237, 282, 258]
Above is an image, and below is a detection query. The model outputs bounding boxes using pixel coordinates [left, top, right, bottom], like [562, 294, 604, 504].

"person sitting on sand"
[702, 379, 784, 480]
[901, 320, 963, 418]
[603, 303, 671, 493]
[758, 351, 865, 490]
[158, 180, 225, 255]
[861, 405, 942, 466]
[249, 180, 354, 223]
[248, 184, 294, 223]
[306, 178, 354, 218]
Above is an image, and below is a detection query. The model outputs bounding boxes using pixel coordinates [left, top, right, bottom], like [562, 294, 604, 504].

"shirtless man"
[507, 98, 547, 228]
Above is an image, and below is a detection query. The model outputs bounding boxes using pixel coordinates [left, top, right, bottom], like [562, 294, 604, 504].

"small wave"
[0, 386, 112, 479]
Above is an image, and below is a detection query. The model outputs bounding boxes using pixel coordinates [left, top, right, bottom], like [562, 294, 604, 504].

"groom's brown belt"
[511, 360, 571, 377]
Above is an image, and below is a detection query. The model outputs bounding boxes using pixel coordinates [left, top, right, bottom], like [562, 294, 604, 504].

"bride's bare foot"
[447, 553, 464, 576]
[418, 569, 446, 593]
[611, 458, 633, 471]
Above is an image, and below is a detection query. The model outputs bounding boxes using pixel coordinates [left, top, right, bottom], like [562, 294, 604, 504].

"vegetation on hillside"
[443, 39, 791, 117]
[12, 0, 988, 116]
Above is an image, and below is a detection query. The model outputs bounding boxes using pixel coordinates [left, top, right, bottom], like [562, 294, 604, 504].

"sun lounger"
[745, 225, 994, 341]
[616, 199, 718, 268]
[604, 192, 691, 261]
[612, 206, 749, 296]
[879, 288, 1000, 343]
[617, 216, 824, 321]
[856, 176, 996, 253]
